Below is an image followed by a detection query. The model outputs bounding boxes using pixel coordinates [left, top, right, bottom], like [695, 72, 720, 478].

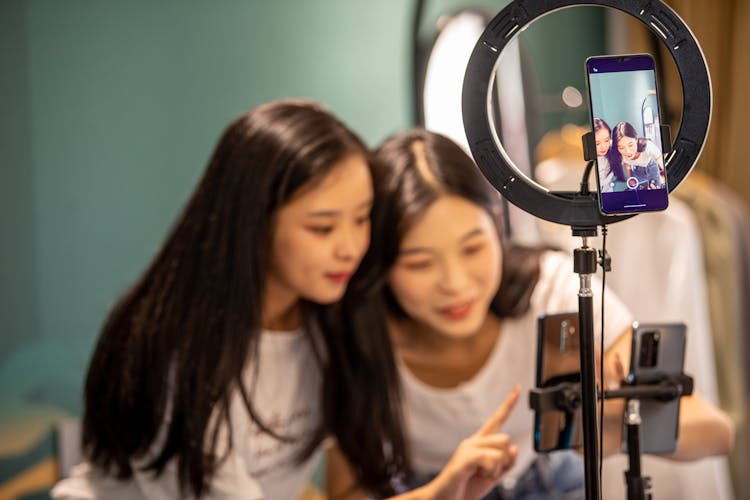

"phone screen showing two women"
[586, 54, 669, 215]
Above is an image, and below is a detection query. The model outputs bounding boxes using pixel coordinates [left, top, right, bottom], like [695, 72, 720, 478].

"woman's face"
[267, 153, 373, 305]
[388, 194, 502, 339]
[595, 127, 612, 157]
[617, 136, 638, 160]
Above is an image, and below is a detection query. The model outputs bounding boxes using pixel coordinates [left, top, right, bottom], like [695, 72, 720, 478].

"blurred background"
[1, 1, 747, 498]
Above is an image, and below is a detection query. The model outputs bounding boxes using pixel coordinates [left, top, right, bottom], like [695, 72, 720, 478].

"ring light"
[462, 0, 711, 227]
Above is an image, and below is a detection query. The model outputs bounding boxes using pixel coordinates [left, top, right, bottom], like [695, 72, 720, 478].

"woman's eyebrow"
[460, 228, 485, 242]
[305, 199, 373, 218]
[305, 210, 339, 218]
[399, 228, 485, 255]
[399, 246, 434, 256]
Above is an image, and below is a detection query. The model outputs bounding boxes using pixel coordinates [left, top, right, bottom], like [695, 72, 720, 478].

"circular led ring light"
[462, 0, 711, 227]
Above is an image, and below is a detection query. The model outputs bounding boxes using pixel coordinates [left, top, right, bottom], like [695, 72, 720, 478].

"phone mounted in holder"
[529, 366, 694, 500]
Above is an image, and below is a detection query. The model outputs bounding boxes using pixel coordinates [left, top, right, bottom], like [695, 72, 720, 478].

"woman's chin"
[430, 316, 485, 340]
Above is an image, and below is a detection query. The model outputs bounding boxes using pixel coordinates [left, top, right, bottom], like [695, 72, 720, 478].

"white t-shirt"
[597, 155, 616, 193]
[51, 329, 323, 500]
[626, 140, 661, 168]
[398, 251, 633, 487]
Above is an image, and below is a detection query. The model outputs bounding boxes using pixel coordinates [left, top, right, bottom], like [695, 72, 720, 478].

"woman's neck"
[390, 312, 503, 388]
[262, 279, 301, 331]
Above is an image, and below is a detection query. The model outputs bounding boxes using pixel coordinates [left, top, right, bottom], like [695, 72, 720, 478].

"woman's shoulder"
[646, 139, 662, 155]
[537, 250, 571, 279]
[51, 463, 147, 500]
[528, 250, 579, 312]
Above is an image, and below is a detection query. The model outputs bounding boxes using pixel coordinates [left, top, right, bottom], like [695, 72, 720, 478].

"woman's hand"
[328, 387, 521, 500]
[419, 386, 520, 500]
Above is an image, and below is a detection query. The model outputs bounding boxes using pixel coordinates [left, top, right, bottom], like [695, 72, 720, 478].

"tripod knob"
[574, 247, 598, 275]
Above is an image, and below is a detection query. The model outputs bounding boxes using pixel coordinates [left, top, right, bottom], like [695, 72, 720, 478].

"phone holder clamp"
[530, 372, 694, 500]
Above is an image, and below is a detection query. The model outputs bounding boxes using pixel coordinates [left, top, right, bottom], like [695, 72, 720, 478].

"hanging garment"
[674, 171, 750, 500]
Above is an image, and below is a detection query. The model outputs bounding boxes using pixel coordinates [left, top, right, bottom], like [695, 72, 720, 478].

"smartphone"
[586, 54, 669, 215]
[533, 312, 583, 452]
[624, 322, 687, 455]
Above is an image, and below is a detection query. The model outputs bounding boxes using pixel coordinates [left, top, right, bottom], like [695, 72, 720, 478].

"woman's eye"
[403, 260, 433, 270]
[356, 213, 371, 225]
[463, 244, 485, 256]
[307, 226, 334, 235]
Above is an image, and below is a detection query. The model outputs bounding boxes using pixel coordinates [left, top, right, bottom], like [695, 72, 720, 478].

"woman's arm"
[327, 387, 520, 500]
[601, 328, 734, 459]
[326, 445, 368, 500]
[668, 390, 735, 460]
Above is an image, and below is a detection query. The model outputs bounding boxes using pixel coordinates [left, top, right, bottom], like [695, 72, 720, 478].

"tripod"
[531, 125, 677, 499]
[530, 372, 693, 500]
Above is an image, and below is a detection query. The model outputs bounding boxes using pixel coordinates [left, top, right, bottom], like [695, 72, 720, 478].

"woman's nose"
[334, 232, 355, 260]
[334, 224, 364, 261]
[437, 260, 469, 293]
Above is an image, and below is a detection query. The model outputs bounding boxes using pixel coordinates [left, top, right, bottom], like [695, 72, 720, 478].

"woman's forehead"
[400, 195, 493, 246]
[283, 154, 372, 214]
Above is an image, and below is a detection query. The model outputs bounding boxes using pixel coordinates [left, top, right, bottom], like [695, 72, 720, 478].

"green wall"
[1, 0, 414, 418]
[1, 3, 416, 494]
[0, 0, 604, 495]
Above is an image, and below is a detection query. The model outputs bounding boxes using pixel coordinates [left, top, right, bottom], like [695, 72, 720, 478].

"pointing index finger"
[476, 385, 520, 437]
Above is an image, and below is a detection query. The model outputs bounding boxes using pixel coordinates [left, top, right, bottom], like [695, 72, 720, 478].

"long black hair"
[82, 99, 405, 497]
[593, 117, 626, 182]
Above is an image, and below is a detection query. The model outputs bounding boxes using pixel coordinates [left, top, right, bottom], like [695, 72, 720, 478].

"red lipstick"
[325, 272, 351, 284]
[438, 301, 474, 320]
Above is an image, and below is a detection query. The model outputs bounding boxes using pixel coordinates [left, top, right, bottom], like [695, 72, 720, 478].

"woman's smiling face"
[266, 153, 373, 306]
[388, 194, 502, 339]
[617, 136, 639, 160]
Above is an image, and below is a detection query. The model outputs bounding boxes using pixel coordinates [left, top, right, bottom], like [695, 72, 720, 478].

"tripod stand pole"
[624, 399, 653, 500]
[574, 231, 601, 500]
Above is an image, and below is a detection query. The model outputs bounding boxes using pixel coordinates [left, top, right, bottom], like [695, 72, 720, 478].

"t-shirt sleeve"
[647, 140, 662, 160]
[50, 456, 266, 500]
[131, 450, 266, 499]
[531, 251, 633, 349]
[201, 451, 265, 500]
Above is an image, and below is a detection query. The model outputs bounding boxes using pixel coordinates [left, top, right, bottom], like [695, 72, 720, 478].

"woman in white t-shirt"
[52, 102, 520, 500]
[611, 121, 665, 191]
[327, 129, 734, 499]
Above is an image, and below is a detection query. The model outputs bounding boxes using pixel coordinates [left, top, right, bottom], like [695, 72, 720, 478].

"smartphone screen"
[625, 323, 686, 454]
[586, 54, 669, 215]
[534, 312, 583, 452]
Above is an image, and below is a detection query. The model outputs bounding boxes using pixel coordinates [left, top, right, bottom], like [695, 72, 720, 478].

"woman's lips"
[325, 272, 351, 284]
[437, 300, 475, 320]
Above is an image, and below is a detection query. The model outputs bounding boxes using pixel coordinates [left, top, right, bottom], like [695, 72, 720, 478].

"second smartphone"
[625, 322, 687, 454]
[534, 312, 582, 452]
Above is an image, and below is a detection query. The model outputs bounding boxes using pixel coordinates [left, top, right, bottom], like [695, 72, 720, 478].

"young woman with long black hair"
[327, 129, 734, 499]
[52, 101, 520, 500]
